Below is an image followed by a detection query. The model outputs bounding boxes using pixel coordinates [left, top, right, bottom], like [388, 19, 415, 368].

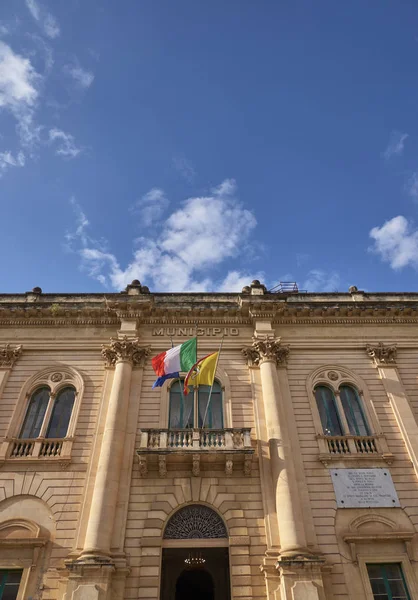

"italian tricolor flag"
[151, 338, 197, 388]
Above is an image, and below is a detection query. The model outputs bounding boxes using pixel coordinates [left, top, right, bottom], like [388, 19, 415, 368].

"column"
[366, 342, 418, 479]
[243, 336, 307, 557]
[0, 344, 22, 461]
[81, 336, 149, 558]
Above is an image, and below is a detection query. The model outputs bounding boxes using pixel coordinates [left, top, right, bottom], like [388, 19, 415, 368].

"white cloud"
[64, 197, 90, 250]
[0, 41, 41, 149]
[0, 24, 10, 37]
[43, 14, 60, 39]
[49, 128, 81, 158]
[172, 155, 196, 183]
[26, 0, 40, 21]
[383, 130, 408, 160]
[369, 215, 418, 269]
[132, 188, 169, 226]
[25, 0, 60, 39]
[406, 172, 418, 201]
[302, 269, 340, 292]
[0, 150, 25, 176]
[69, 180, 259, 292]
[216, 271, 265, 292]
[66, 65, 94, 89]
[0, 41, 39, 110]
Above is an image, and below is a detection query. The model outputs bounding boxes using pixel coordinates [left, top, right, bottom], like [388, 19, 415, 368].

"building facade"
[0, 280, 418, 599]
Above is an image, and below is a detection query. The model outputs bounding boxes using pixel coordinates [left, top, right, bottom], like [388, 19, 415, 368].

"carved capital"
[101, 336, 150, 367]
[366, 342, 397, 366]
[0, 344, 22, 368]
[242, 336, 289, 367]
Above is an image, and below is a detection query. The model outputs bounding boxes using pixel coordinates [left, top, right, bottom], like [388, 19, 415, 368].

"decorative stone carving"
[327, 370, 339, 381]
[158, 455, 167, 478]
[138, 456, 148, 477]
[0, 344, 22, 368]
[366, 342, 397, 365]
[242, 335, 289, 366]
[50, 372, 63, 382]
[192, 453, 200, 477]
[244, 454, 252, 476]
[101, 336, 150, 367]
[225, 458, 233, 476]
[163, 505, 227, 539]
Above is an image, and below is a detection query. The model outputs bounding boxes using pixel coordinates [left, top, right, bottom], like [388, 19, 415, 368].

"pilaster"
[0, 344, 22, 461]
[366, 342, 418, 479]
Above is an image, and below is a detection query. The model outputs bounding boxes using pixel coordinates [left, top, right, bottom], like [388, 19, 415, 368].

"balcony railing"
[317, 433, 393, 465]
[0, 437, 73, 466]
[137, 428, 254, 477]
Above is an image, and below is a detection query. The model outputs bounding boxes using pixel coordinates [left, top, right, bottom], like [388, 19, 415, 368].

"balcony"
[137, 428, 254, 477]
[317, 434, 394, 466]
[0, 437, 73, 467]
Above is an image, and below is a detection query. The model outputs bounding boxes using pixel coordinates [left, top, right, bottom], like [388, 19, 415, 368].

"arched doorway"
[160, 505, 231, 600]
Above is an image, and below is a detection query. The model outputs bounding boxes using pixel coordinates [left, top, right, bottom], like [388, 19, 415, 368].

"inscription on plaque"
[331, 469, 400, 508]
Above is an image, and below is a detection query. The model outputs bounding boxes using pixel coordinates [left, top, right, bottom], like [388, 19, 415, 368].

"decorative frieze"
[242, 335, 289, 366]
[366, 342, 397, 365]
[101, 336, 150, 367]
[0, 344, 22, 368]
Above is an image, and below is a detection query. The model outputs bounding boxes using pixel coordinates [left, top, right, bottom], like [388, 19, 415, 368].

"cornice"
[1, 299, 418, 326]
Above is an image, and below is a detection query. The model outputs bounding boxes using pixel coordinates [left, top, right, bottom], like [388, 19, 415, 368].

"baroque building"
[0, 279, 418, 599]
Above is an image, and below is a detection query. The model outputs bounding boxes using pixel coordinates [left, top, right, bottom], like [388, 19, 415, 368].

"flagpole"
[201, 336, 224, 429]
[183, 323, 198, 427]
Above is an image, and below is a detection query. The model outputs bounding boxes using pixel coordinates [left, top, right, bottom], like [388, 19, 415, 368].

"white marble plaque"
[331, 469, 400, 508]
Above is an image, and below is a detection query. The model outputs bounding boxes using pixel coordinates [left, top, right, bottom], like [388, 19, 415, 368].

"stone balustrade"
[1, 437, 73, 465]
[317, 433, 393, 465]
[137, 428, 254, 477]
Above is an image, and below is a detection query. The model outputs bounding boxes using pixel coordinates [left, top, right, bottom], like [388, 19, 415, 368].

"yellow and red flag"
[183, 352, 219, 395]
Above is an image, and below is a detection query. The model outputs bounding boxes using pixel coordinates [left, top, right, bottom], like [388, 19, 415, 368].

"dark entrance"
[160, 547, 230, 600]
[175, 568, 214, 600]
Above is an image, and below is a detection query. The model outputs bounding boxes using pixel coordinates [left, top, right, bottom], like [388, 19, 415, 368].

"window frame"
[167, 378, 225, 430]
[359, 555, 418, 600]
[340, 384, 371, 436]
[18, 385, 77, 441]
[314, 384, 344, 436]
[18, 385, 77, 440]
[366, 563, 411, 600]
[0, 569, 24, 600]
[307, 366, 378, 438]
[0, 366, 84, 463]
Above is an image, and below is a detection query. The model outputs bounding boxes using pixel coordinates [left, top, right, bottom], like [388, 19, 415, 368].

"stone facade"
[0, 282, 418, 599]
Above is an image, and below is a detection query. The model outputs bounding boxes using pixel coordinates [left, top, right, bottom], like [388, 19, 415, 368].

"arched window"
[314, 385, 343, 436]
[19, 386, 76, 439]
[340, 385, 370, 436]
[169, 380, 223, 429]
[19, 387, 50, 439]
[46, 387, 76, 438]
[198, 382, 223, 429]
[169, 381, 194, 429]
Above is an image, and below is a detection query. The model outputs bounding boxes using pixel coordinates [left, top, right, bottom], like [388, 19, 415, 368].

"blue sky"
[1, 1, 418, 293]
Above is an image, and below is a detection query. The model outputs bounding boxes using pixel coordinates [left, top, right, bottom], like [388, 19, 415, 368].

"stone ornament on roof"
[241, 279, 267, 295]
[101, 336, 150, 367]
[0, 344, 22, 368]
[366, 342, 397, 366]
[242, 335, 289, 367]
